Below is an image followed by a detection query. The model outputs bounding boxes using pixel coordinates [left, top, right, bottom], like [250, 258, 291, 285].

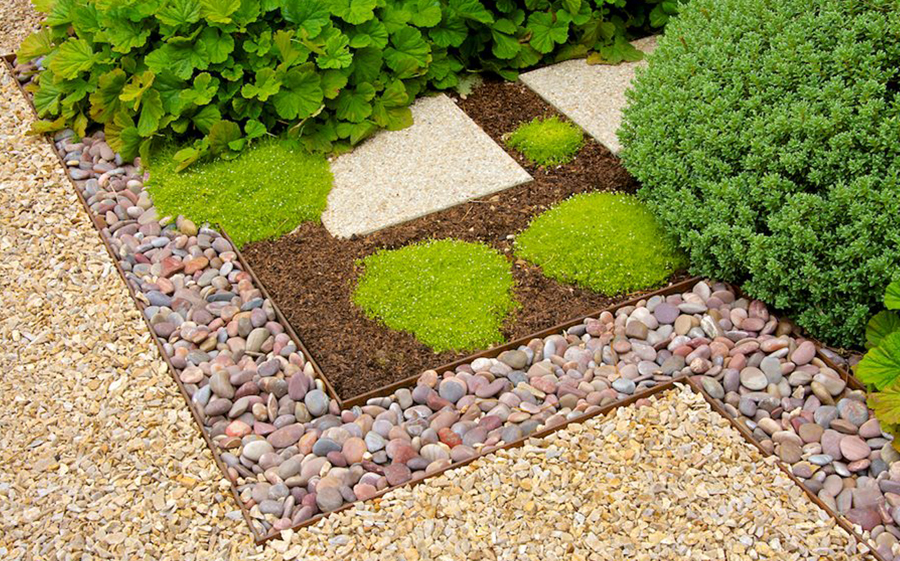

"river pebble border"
[8, 56, 896, 558]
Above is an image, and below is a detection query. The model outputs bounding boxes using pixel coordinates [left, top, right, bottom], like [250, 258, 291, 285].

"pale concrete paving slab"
[520, 36, 657, 154]
[321, 93, 532, 238]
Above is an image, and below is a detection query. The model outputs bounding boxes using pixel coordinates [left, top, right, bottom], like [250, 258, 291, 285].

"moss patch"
[353, 239, 517, 352]
[515, 192, 687, 294]
[506, 116, 583, 166]
[147, 138, 333, 247]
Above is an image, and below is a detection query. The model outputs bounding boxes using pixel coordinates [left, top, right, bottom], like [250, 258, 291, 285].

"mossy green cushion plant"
[147, 138, 332, 248]
[619, 0, 900, 346]
[515, 192, 686, 294]
[506, 116, 584, 166]
[353, 239, 517, 353]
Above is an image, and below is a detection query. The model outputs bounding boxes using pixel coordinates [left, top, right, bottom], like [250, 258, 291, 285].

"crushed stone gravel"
[0, 0, 40, 55]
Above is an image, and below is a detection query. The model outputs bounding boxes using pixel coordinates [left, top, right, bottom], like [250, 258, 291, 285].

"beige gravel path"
[0, 0, 40, 55]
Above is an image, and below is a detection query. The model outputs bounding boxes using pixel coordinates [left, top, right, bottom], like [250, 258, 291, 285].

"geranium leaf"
[192, 104, 222, 133]
[410, 0, 442, 27]
[316, 31, 352, 69]
[868, 311, 900, 349]
[282, 0, 331, 39]
[384, 26, 430, 77]
[137, 89, 165, 136]
[449, 0, 493, 24]
[103, 17, 152, 54]
[89, 69, 127, 123]
[528, 10, 570, 54]
[887, 280, 900, 310]
[272, 66, 323, 119]
[200, 28, 235, 64]
[17, 29, 55, 62]
[200, 0, 241, 23]
[241, 67, 281, 100]
[208, 119, 242, 154]
[49, 38, 99, 80]
[858, 331, 900, 391]
[330, 0, 376, 25]
[429, 17, 467, 48]
[335, 82, 375, 123]
[244, 118, 267, 139]
[868, 385, 900, 425]
[156, 0, 202, 27]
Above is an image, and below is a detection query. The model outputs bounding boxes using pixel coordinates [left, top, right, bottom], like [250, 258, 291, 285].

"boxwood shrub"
[18, 0, 678, 169]
[619, 0, 900, 347]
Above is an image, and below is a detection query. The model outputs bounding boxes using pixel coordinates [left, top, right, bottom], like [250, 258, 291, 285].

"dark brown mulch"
[242, 78, 674, 400]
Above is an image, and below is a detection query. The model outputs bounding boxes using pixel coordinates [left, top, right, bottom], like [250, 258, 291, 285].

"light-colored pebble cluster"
[267, 385, 864, 560]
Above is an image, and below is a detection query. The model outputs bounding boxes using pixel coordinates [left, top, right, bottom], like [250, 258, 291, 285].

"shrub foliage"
[619, 0, 900, 347]
[18, 0, 676, 168]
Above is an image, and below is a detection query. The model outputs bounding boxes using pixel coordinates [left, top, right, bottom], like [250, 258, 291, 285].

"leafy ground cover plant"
[17, 0, 677, 168]
[619, 0, 900, 347]
[514, 192, 686, 294]
[147, 137, 332, 247]
[857, 280, 900, 450]
[353, 238, 517, 352]
[506, 115, 583, 166]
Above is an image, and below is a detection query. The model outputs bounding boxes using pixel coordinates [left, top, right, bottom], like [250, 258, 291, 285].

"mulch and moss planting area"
[242, 79, 687, 399]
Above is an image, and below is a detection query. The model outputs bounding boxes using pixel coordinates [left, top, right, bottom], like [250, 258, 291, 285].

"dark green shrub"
[619, 0, 900, 347]
[18, 0, 676, 169]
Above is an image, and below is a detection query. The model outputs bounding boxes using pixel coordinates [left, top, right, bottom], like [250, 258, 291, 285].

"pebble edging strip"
[7, 54, 895, 559]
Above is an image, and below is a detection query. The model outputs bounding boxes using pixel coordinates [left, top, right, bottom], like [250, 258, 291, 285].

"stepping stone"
[321, 94, 532, 238]
[519, 36, 657, 155]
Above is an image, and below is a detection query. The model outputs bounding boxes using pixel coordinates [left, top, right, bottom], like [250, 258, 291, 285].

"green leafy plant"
[857, 280, 900, 450]
[619, 0, 900, 347]
[353, 239, 517, 352]
[514, 192, 686, 294]
[18, 0, 678, 168]
[146, 137, 332, 247]
[506, 115, 583, 166]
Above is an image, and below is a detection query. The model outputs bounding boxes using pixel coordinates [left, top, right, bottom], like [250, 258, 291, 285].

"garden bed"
[241, 79, 681, 400]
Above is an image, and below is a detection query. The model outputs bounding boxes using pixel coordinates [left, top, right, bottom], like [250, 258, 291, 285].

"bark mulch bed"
[242, 78, 681, 399]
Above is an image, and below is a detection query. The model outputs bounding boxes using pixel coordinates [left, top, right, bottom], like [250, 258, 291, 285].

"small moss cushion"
[148, 138, 333, 248]
[506, 116, 583, 166]
[353, 239, 517, 353]
[515, 192, 687, 294]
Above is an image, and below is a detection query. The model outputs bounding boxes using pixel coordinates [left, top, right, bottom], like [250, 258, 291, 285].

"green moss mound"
[147, 138, 332, 248]
[619, 0, 900, 347]
[506, 116, 584, 166]
[353, 239, 517, 353]
[515, 192, 686, 294]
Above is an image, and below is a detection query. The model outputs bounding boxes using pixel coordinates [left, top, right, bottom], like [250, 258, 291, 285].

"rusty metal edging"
[686, 376, 883, 561]
[1, 54, 266, 542]
[217, 228, 342, 406]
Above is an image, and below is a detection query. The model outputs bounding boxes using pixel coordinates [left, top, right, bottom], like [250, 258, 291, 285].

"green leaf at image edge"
[867, 311, 900, 349]
[886, 279, 900, 310]
[868, 385, 900, 425]
[857, 331, 900, 391]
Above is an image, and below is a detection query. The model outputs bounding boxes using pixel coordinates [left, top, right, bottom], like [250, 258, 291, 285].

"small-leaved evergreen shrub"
[353, 239, 517, 352]
[147, 137, 332, 247]
[619, 0, 900, 347]
[514, 192, 686, 294]
[506, 115, 583, 166]
[18, 0, 678, 168]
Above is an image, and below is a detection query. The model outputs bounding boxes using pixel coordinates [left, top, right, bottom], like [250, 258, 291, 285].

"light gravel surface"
[267, 385, 866, 560]
[0, 0, 40, 55]
[321, 94, 532, 238]
[520, 36, 657, 154]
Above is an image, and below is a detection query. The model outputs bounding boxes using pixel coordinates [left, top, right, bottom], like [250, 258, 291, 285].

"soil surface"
[242, 78, 677, 400]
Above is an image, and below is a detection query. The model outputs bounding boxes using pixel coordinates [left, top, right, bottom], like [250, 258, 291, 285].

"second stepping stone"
[520, 36, 657, 155]
[321, 94, 532, 239]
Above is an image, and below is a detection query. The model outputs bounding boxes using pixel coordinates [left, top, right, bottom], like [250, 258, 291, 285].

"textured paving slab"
[321, 94, 532, 238]
[520, 36, 657, 154]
